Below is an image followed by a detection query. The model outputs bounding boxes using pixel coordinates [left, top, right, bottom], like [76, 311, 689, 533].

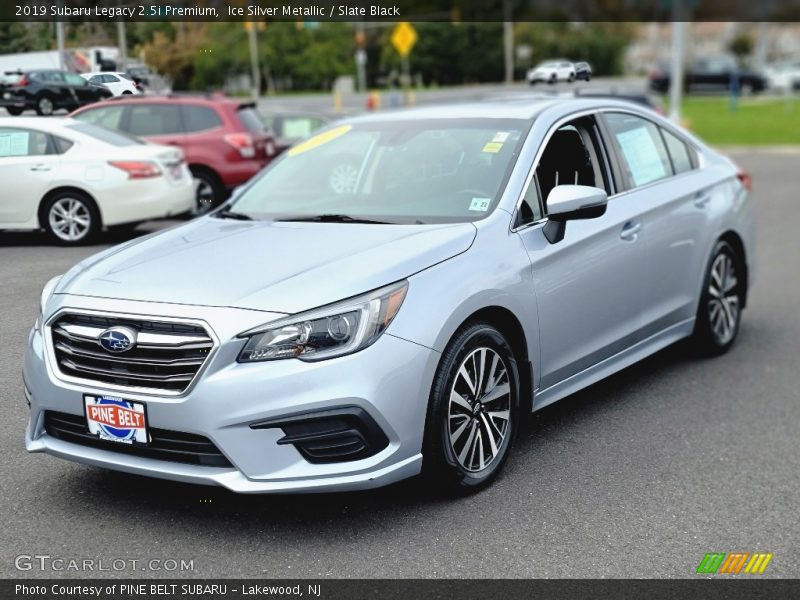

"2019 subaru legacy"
[24, 98, 754, 494]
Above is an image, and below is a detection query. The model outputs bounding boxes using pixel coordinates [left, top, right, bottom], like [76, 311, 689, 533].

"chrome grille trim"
[46, 310, 218, 396]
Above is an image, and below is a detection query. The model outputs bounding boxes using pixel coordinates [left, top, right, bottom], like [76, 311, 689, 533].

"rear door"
[600, 111, 712, 336]
[0, 127, 58, 224]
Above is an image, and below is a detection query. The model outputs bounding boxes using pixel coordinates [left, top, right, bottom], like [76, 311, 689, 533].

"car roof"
[343, 96, 650, 124]
[0, 116, 80, 131]
[97, 93, 244, 107]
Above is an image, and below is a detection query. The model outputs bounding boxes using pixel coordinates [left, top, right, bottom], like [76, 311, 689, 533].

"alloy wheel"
[329, 163, 359, 195]
[194, 177, 216, 214]
[48, 197, 91, 242]
[38, 97, 54, 115]
[447, 347, 512, 472]
[707, 252, 739, 345]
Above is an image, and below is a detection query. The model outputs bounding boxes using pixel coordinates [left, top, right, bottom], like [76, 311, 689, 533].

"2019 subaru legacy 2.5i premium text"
[25, 98, 754, 494]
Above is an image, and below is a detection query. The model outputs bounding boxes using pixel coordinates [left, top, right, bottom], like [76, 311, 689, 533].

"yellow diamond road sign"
[391, 22, 418, 57]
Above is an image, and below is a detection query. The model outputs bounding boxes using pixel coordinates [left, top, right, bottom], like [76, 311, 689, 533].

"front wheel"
[690, 240, 744, 355]
[422, 322, 520, 494]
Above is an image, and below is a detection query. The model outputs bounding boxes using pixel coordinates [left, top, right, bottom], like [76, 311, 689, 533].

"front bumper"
[24, 297, 438, 493]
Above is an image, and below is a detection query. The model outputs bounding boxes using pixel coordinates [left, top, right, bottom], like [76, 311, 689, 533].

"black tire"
[422, 322, 521, 494]
[190, 166, 226, 214]
[690, 240, 744, 356]
[6, 107, 23, 116]
[122, 90, 133, 95]
[35, 95, 55, 116]
[40, 190, 100, 245]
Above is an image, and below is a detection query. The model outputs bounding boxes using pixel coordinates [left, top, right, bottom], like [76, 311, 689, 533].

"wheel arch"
[38, 186, 102, 230]
[449, 306, 534, 414]
[718, 229, 749, 308]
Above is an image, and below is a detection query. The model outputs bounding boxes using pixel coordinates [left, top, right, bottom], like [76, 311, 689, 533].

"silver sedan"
[25, 98, 754, 493]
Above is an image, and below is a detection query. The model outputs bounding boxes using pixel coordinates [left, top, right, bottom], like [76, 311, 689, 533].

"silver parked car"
[24, 98, 754, 493]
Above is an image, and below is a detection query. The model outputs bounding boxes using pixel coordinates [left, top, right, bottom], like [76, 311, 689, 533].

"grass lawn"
[672, 96, 800, 146]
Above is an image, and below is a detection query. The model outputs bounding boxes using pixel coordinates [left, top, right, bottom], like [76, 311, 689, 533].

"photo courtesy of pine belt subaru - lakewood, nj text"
[24, 98, 754, 494]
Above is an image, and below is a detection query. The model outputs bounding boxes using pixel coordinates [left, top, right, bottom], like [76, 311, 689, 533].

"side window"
[182, 105, 222, 133]
[0, 127, 53, 157]
[88, 75, 103, 84]
[103, 74, 120, 83]
[517, 117, 608, 227]
[660, 128, 695, 175]
[39, 71, 65, 83]
[128, 104, 183, 136]
[53, 136, 75, 154]
[64, 73, 87, 86]
[604, 112, 672, 189]
[72, 105, 125, 130]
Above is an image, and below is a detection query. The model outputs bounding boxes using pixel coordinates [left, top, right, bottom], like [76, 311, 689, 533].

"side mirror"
[543, 185, 608, 244]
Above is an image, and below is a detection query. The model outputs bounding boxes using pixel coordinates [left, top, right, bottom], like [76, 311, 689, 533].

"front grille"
[44, 411, 232, 468]
[50, 313, 213, 394]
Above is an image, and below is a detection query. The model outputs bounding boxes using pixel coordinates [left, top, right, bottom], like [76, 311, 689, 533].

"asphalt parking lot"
[1, 150, 798, 579]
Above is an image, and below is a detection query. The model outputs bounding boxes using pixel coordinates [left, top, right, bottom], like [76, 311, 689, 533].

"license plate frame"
[83, 395, 149, 446]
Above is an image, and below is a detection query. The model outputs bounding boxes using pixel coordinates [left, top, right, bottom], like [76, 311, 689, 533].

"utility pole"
[668, 10, 686, 122]
[248, 24, 261, 102]
[355, 21, 367, 93]
[56, 22, 66, 71]
[117, 21, 128, 71]
[503, 0, 514, 84]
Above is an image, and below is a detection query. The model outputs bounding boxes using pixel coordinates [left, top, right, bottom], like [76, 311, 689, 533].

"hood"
[58, 217, 476, 314]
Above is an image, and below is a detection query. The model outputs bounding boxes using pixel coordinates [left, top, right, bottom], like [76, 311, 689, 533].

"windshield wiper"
[276, 214, 392, 225]
[213, 209, 253, 221]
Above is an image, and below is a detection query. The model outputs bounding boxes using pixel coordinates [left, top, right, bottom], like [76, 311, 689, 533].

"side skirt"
[532, 317, 695, 412]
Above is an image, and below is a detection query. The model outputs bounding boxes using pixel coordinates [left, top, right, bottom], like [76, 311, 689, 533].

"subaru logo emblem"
[98, 326, 137, 353]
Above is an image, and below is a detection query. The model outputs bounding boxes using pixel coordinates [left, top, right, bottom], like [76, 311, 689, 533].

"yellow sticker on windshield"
[287, 125, 352, 157]
[482, 141, 503, 153]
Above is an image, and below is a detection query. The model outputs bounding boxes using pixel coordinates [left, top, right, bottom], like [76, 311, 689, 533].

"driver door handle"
[30, 164, 51, 172]
[620, 220, 642, 241]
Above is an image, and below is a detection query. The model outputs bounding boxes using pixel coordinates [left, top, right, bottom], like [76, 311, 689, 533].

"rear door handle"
[694, 191, 711, 208]
[620, 221, 642, 241]
[30, 164, 51, 172]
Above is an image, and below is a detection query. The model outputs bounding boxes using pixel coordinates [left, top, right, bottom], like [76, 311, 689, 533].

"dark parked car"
[0, 69, 112, 116]
[574, 61, 592, 81]
[71, 94, 277, 212]
[649, 56, 767, 94]
[575, 88, 665, 114]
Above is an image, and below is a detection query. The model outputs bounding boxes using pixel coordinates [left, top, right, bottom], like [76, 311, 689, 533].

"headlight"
[35, 275, 63, 331]
[238, 280, 408, 363]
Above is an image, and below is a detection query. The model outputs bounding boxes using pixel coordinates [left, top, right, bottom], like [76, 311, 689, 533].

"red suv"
[70, 94, 276, 212]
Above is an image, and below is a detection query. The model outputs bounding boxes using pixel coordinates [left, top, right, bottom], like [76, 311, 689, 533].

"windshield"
[230, 118, 528, 224]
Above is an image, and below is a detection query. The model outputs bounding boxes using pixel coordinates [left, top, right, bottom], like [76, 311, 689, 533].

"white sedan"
[0, 117, 194, 244]
[527, 61, 576, 84]
[80, 72, 141, 96]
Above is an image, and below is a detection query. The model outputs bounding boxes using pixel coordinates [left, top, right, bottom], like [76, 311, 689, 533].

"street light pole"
[669, 1, 686, 122]
[503, 0, 514, 84]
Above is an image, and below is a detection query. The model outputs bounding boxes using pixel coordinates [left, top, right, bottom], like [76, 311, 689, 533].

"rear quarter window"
[236, 107, 266, 133]
[660, 128, 696, 174]
[182, 105, 222, 133]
